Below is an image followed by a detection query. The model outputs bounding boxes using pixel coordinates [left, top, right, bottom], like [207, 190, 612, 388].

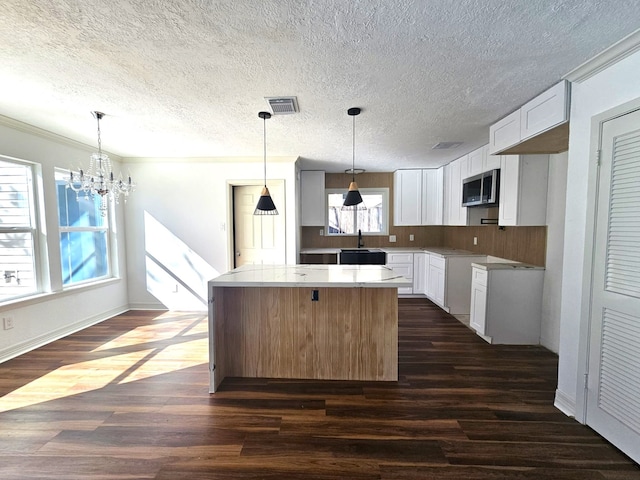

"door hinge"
[596, 149, 601, 166]
[584, 372, 589, 389]
[208, 296, 215, 304]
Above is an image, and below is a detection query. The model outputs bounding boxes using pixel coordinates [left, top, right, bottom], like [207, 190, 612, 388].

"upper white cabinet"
[394, 168, 443, 226]
[422, 168, 443, 225]
[444, 156, 467, 226]
[394, 169, 422, 226]
[300, 170, 325, 226]
[485, 150, 501, 171]
[468, 145, 487, 177]
[498, 154, 549, 226]
[489, 80, 570, 155]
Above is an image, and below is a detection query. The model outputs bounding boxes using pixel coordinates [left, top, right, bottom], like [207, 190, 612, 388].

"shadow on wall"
[144, 212, 219, 311]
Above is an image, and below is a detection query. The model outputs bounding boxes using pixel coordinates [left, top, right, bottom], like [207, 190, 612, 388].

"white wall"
[540, 151, 568, 353]
[122, 157, 298, 310]
[555, 49, 640, 416]
[0, 120, 130, 362]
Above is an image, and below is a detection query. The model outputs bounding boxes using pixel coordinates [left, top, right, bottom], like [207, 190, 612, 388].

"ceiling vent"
[265, 96, 299, 115]
[432, 141, 463, 150]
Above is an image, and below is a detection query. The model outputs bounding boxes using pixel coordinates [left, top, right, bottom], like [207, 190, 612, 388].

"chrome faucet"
[357, 229, 364, 248]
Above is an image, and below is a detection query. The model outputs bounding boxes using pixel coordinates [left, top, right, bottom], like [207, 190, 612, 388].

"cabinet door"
[413, 253, 427, 295]
[498, 155, 520, 226]
[468, 146, 486, 177]
[447, 155, 469, 225]
[489, 109, 521, 155]
[520, 80, 569, 141]
[394, 170, 422, 226]
[300, 171, 325, 226]
[422, 168, 443, 225]
[469, 282, 487, 334]
[484, 150, 501, 171]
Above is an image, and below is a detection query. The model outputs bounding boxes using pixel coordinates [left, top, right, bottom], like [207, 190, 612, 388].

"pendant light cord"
[263, 115, 267, 187]
[352, 113, 356, 182]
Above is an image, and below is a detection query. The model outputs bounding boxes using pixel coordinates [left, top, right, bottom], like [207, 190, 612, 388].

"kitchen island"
[207, 264, 411, 392]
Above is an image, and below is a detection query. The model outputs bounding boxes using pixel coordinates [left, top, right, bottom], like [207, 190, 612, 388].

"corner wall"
[0, 120, 130, 362]
[556, 48, 640, 416]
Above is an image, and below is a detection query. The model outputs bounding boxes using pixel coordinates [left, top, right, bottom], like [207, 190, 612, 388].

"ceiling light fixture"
[343, 107, 366, 210]
[66, 111, 135, 216]
[254, 111, 278, 215]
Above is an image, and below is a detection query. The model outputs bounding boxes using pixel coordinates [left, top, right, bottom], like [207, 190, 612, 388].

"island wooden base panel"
[212, 286, 398, 386]
[1, 301, 639, 479]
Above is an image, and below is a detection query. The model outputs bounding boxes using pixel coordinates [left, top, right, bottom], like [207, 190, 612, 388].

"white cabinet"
[444, 157, 467, 226]
[489, 80, 570, 155]
[413, 252, 428, 295]
[470, 265, 544, 344]
[300, 171, 325, 226]
[426, 254, 446, 307]
[485, 151, 501, 171]
[498, 154, 549, 226]
[468, 145, 487, 177]
[394, 170, 422, 226]
[424, 252, 486, 314]
[422, 168, 443, 225]
[394, 168, 443, 226]
[520, 80, 570, 140]
[386, 252, 414, 295]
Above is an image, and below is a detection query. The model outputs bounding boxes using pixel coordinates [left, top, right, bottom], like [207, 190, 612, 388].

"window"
[326, 188, 389, 235]
[55, 170, 111, 286]
[0, 157, 39, 302]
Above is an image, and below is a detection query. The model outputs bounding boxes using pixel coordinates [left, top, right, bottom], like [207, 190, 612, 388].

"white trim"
[554, 389, 577, 417]
[564, 28, 640, 83]
[127, 302, 172, 310]
[0, 305, 128, 363]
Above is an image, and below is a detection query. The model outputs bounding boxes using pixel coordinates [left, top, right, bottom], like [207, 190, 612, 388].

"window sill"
[0, 277, 122, 311]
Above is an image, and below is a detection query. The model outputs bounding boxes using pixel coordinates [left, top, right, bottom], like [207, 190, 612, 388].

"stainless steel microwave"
[461, 169, 500, 207]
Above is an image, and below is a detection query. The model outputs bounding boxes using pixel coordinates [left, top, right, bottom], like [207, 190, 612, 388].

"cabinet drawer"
[387, 263, 413, 280]
[428, 255, 446, 270]
[386, 252, 414, 264]
[472, 267, 488, 287]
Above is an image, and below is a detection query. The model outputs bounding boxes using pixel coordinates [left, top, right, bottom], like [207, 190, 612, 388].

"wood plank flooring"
[1, 299, 639, 479]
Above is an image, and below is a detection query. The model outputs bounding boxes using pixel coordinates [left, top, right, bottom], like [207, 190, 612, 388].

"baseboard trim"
[554, 389, 577, 418]
[127, 302, 171, 310]
[0, 305, 128, 363]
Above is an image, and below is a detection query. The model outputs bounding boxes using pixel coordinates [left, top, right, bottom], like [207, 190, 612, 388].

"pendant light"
[254, 111, 278, 215]
[342, 107, 366, 210]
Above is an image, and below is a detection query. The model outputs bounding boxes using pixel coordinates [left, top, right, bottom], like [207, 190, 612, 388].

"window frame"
[325, 187, 389, 236]
[0, 155, 43, 303]
[55, 168, 113, 288]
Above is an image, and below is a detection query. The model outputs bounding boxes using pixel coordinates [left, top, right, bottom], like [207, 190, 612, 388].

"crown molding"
[0, 114, 121, 161]
[564, 28, 640, 83]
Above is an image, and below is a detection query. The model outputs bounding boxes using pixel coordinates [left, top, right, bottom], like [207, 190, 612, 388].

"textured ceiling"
[0, 0, 638, 172]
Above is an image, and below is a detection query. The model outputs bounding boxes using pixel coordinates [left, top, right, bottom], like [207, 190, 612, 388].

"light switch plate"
[389, 235, 397, 243]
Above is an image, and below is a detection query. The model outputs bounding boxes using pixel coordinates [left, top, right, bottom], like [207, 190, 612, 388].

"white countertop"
[472, 262, 545, 271]
[422, 247, 484, 257]
[209, 264, 413, 288]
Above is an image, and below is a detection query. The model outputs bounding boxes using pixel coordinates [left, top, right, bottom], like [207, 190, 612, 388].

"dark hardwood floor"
[1, 299, 638, 479]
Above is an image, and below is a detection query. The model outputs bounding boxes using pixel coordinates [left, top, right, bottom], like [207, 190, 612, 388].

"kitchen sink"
[339, 249, 387, 265]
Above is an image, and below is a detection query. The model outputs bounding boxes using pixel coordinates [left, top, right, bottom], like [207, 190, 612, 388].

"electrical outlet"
[319, 229, 324, 236]
[389, 235, 397, 243]
[409, 234, 414, 241]
[473, 236, 478, 246]
[3, 317, 14, 330]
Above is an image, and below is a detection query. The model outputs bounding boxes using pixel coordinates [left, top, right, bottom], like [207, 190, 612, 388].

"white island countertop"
[209, 264, 412, 288]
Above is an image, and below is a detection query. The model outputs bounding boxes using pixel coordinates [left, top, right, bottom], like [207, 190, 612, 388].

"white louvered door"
[587, 108, 640, 462]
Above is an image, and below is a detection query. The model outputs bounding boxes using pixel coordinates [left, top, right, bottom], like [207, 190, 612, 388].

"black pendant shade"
[254, 111, 278, 215]
[254, 186, 278, 215]
[343, 107, 365, 210]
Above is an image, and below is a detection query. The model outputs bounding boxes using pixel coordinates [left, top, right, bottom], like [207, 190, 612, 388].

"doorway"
[232, 184, 286, 268]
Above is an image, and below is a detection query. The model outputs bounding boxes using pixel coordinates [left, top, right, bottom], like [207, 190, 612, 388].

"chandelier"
[67, 111, 135, 215]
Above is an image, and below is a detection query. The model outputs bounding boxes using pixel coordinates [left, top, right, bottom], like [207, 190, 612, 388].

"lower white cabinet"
[470, 265, 544, 344]
[413, 252, 428, 295]
[424, 252, 486, 314]
[385, 252, 414, 295]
